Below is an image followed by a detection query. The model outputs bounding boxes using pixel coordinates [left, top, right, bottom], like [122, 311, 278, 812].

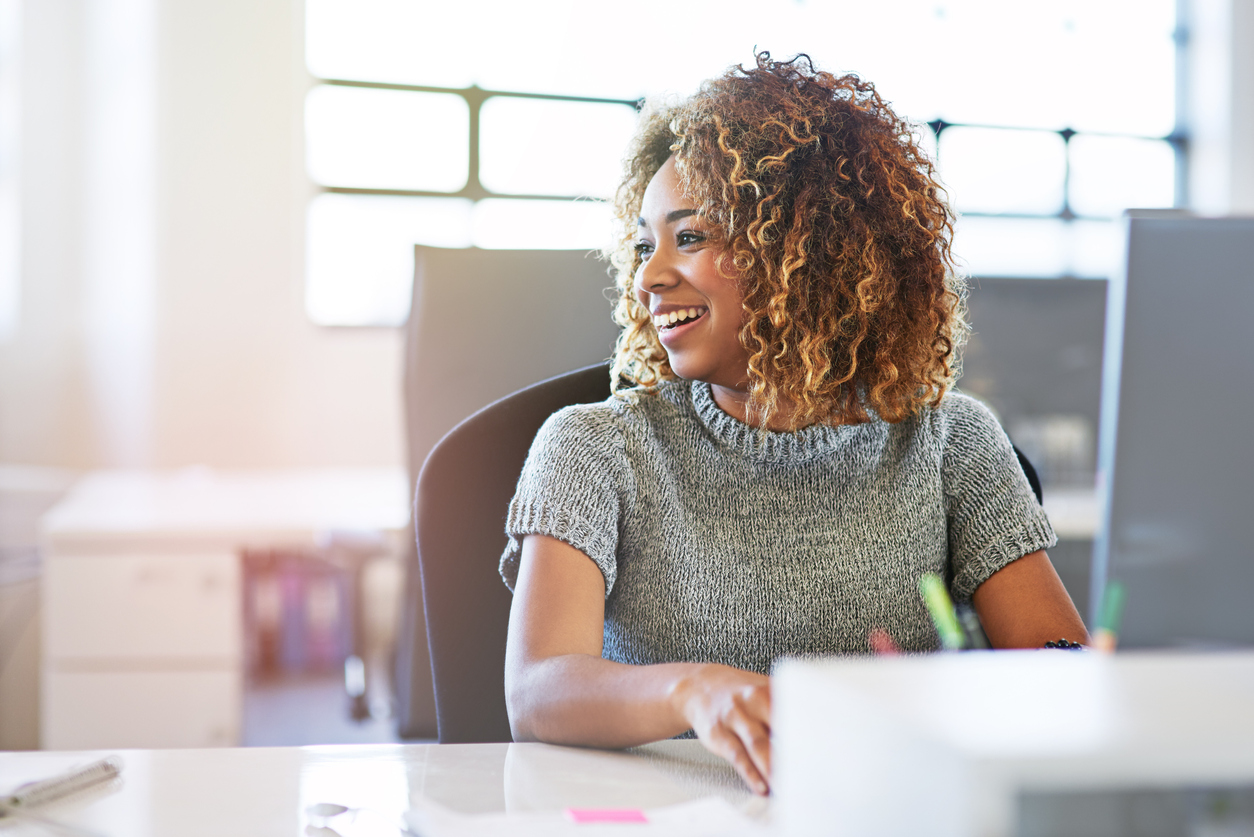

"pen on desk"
[0, 755, 122, 837]
[1092, 579, 1126, 653]
[1, 756, 122, 812]
[919, 573, 966, 650]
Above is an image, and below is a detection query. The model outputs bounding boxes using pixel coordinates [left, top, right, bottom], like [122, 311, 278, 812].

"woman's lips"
[656, 309, 706, 345]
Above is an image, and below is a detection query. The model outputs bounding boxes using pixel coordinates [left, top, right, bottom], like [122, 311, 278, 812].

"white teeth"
[653, 308, 704, 329]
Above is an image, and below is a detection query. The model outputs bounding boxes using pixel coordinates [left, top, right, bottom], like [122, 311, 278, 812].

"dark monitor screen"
[1093, 214, 1254, 648]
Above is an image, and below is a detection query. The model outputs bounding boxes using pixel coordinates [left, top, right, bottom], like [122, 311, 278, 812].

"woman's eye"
[633, 240, 654, 259]
[677, 231, 706, 246]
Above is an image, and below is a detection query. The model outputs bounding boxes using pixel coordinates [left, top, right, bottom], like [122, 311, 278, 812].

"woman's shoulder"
[911, 389, 1005, 441]
[536, 378, 691, 447]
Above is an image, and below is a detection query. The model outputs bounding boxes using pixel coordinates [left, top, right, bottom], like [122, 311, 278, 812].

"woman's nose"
[635, 250, 680, 295]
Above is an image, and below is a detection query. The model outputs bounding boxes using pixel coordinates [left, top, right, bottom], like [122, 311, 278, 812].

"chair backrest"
[403, 246, 620, 482]
[415, 363, 612, 743]
[395, 247, 618, 739]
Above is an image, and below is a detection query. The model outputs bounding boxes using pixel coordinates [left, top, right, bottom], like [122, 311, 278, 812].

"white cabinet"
[39, 468, 409, 750]
[40, 547, 245, 750]
[44, 552, 240, 661]
[43, 670, 241, 749]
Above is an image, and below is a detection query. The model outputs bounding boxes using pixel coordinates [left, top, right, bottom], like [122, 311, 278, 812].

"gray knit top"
[501, 379, 1055, 670]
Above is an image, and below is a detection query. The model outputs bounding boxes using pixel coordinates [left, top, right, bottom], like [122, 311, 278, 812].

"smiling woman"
[500, 53, 1089, 798]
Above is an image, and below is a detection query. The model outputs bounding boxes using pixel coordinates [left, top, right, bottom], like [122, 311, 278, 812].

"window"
[0, 0, 20, 340]
[304, 0, 1181, 326]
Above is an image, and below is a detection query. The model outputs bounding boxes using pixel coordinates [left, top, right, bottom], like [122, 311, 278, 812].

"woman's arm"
[505, 533, 772, 795]
[971, 549, 1090, 648]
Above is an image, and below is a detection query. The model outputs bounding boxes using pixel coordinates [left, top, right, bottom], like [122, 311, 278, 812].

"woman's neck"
[709, 383, 803, 432]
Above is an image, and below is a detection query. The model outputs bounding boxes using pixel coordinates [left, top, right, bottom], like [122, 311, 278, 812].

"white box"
[774, 651, 1254, 837]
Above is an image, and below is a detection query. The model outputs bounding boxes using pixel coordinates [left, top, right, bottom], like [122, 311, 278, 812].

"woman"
[500, 53, 1087, 795]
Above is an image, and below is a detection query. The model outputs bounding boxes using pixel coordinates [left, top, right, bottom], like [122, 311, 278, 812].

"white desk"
[0, 740, 763, 836]
[38, 468, 410, 750]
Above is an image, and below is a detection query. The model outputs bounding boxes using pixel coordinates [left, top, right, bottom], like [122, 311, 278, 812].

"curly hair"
[607, 52, 967, 428]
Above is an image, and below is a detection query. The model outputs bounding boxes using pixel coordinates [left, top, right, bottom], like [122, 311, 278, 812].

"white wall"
[0, 0, 404, 471]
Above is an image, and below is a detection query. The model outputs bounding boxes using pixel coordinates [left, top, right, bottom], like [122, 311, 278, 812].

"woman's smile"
[652, 306, 708, 342]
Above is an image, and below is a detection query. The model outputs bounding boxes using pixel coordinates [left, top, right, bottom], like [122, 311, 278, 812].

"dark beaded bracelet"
[1042, 638, 1085, 650]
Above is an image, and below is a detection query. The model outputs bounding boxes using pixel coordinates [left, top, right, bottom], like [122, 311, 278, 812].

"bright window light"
[305, 86, 469, 192]
[305, 0, 1176, 130]
[471, 199, 612, 251]
[304, 0, 1179, 324]
[479, 98, 637, 199]
[939, 128, 1067, 215]
[305, 0, 475, 89]
[306, 194, 472, 327]
[953, 216, 1119, 279]
[953, 217, 1070, 278]
[1069, 136, 1176, 218]
[1070, 220, 1121, 279]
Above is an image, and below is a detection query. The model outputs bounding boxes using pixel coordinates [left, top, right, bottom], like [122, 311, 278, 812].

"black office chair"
[414, 362, 612, 743]
[1014, 447, 1043, 505]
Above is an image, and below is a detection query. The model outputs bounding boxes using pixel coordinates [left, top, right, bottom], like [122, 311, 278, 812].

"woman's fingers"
[704, 686, 772, 795]
[706, 721, 770, 795]
[729, 706, 772, 787]
[674, 665, 774, 795]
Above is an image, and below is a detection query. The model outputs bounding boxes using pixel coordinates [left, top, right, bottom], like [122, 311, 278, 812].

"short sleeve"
[500, 404, 632, 597]
[940, 394, 1057, 602]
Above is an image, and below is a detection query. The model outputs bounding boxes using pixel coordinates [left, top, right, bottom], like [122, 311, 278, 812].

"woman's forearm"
[506, 653, 704, 746]
[504, 531, 772, 795]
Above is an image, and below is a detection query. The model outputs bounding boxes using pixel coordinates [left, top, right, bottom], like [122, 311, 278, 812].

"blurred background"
[1, 0, 1252, 751]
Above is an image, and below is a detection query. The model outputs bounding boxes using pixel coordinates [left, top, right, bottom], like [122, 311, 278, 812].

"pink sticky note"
[565, 808, 649, 824]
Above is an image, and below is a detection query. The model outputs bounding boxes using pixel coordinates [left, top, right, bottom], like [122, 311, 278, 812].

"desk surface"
[0, 741, 763, 837]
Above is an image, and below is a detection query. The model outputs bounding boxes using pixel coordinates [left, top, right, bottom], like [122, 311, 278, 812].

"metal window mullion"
[1173, 0, 1191, 208]
[465, 87, 486, 201]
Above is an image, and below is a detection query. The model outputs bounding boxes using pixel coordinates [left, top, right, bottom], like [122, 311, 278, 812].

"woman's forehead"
[639, 157, 696, 227]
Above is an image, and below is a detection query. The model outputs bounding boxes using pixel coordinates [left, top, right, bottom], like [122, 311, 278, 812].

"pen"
[1092, 579, 1126, 653]
[0, 756, 122, 835]
[955, 603, 991, 650]
[919, 573, 966, 650]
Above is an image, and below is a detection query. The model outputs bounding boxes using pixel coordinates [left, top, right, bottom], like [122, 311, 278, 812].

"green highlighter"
[919, 573, 967, 651]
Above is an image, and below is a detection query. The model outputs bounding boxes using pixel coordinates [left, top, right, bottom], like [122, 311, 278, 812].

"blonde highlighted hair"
[607, 52, 967, 427]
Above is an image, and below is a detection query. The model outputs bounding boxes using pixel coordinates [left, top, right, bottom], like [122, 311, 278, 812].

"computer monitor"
[1092, 213, 1254, 648]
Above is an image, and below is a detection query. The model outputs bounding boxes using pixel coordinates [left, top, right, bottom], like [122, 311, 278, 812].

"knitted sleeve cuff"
[949, 511, 1058, 602]
[500, 500, 618, 597]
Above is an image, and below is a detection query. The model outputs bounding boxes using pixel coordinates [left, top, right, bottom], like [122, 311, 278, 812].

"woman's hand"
[670, 664, 772, 795]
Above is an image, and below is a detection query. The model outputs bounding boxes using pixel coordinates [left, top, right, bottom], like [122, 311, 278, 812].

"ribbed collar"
[688, 380, 857, 463]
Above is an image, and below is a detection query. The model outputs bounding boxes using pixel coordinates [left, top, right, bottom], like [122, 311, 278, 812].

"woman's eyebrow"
[637, 209, 699, 228]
